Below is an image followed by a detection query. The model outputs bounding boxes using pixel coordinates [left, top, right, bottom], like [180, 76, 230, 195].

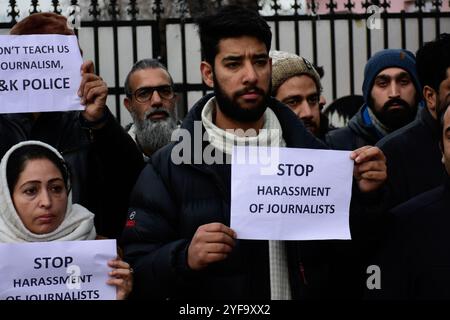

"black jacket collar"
[418, 107, 440, 140]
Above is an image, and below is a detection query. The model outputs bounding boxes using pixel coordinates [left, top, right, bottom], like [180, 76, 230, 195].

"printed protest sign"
[0, 34, 83, 114]
[231, 146, 353, 240]
[0, 239, 116, 300]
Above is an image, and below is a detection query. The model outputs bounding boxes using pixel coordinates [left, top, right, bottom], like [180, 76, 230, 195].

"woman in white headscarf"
[0, 140, 132, 300]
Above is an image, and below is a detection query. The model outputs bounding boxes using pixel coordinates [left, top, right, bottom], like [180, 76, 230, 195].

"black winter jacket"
[324, 104, 391, 298]
[121, 94, 329, 300]
[369, 176, 450, 299]
[0, 110, 144, 238]
[376, 107, 446, 209]
[325, 105, 382, 150]
[354, 107, 446, 242]
[348, 107, 447, 293]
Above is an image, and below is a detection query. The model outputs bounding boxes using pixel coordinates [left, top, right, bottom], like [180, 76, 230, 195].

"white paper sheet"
[0, 34, 83, 114]
[231, 146, 353, 240]
[0, 239, 117, 300]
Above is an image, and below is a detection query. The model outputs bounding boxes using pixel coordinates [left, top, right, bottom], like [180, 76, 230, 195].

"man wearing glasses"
[124, 59, 178, 158]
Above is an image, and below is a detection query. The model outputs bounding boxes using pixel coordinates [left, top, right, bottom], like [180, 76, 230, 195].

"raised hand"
[351, 146, 387, 193]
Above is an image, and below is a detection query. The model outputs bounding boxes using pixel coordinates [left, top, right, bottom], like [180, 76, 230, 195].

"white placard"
[0, 239, 117, 300]
[231, 146, 353, 240]
[0, 34, 83, 114]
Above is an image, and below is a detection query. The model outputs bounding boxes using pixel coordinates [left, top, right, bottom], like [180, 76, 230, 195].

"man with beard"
[270, 50, 333, 141]
[121, 5, 387, 300]
[124, 59, 178, 159]
[362, 34, 450, 223]
[343, 39, 450, 298]
[322, 49, 420, 299]
[325, 49, 421, 150]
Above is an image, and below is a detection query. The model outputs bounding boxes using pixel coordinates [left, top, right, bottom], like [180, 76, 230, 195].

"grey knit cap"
[270, 50, 322, 95]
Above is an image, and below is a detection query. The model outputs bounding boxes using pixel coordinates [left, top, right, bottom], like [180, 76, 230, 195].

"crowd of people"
[0, 5, 449, 300]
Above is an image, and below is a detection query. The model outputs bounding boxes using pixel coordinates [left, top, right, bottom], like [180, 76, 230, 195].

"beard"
[132, 107, 177, 155]
[301, 117, 319, 136]
[371, 97, 417, 130]
[213, 73, 270, 123]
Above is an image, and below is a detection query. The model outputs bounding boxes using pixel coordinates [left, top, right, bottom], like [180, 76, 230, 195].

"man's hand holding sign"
[351, 146, 387, 193]
[185, 145, 387, 269]
[78, 60, 109, 127]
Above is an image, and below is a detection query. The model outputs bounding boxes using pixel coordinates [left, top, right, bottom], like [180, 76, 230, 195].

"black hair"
[416, 33, 450, 94]
[124, 58, 173, 97]
[196, 5, 272, 66]
[6, 145, 71, 196]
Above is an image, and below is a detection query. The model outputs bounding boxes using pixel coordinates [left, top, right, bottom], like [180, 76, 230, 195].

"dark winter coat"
[370, 176, 450, 299]
[325, 105, 382, 151]
[120, 94, 333, 299]
[376, 107, 446, 209]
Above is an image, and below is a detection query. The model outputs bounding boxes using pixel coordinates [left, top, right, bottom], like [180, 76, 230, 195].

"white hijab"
[0, 141, 96, 242]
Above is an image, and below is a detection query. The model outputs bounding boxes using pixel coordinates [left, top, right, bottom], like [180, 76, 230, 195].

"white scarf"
[201, 97, 291, 300]
[201, 97, 286, 154]
[0, 141, 96, 243]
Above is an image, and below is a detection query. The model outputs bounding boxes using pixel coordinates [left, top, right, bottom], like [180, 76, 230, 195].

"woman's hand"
[107, 258, 133, 300]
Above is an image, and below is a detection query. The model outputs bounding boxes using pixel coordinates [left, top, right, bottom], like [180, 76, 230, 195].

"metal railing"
[1, 0, 449, 126]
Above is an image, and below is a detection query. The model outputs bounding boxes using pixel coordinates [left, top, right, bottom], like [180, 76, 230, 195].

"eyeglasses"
[131, 85, 175, 103]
